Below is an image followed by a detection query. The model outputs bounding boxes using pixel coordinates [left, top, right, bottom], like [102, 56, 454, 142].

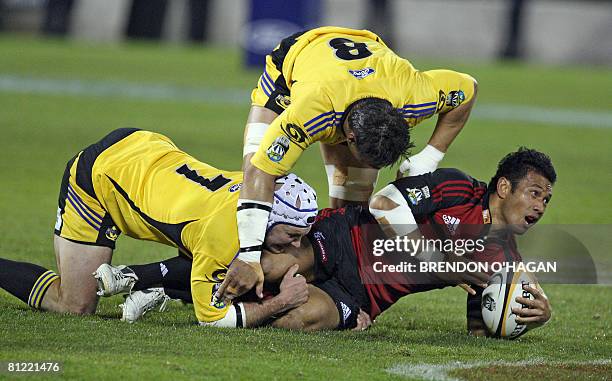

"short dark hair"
[347, 98, 412, 168]
[488, 147, 557, 193]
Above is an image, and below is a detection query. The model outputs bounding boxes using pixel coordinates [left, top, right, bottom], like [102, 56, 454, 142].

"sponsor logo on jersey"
[229, 183, 242, 193]
[211, 269, 226, 283]
[421, 186, 430, 199]
[160, 263, 168, 277]
[348, 67, 375, 80]
[406, 188, 423, 205]
[281, 123, 308, 149]
[266, 136, 290, 162]
[275, 94, 291, 109]
[482, 209, 491, 224]
[446, 90, 465, 108]
[105, 226, 119, 241]
[210, 284, 226, 309]
[340, 302, 352, 324]
[442, 214, 461, 236]
[159, 263, 168, 278]
[313, 231, 328, 263]
[436, 90, 446, 112]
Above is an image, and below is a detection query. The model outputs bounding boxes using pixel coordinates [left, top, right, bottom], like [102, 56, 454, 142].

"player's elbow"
[471, 78, 478, 99]
[369, 194, 398, 212]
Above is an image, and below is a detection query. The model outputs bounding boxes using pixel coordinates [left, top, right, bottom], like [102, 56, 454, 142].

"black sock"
[159, 256, 191, 291]
[129, 262, 164, 290]
[130, 256, 192, 291]
[164, 287, 193, 304]
[0, 258, 59, 309]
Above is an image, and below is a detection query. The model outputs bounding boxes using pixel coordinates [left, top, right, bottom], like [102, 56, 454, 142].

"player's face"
[264, 224, 312, 253]
[499, 171, 553, 235]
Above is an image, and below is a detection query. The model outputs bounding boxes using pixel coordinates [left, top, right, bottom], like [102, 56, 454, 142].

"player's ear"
[496, 177, 511, 199]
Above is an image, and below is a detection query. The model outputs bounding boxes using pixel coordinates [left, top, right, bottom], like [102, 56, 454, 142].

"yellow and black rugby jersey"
[71, 129, 243, 322]
[250, 26, 476, 175]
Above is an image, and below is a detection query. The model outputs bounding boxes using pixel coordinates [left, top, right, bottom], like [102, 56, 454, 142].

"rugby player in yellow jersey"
[0, 128, 319, 327]
[219, 26, 478, 304]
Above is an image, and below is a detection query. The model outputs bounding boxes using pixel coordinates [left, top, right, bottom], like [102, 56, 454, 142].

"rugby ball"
[481, 268, 537, 339]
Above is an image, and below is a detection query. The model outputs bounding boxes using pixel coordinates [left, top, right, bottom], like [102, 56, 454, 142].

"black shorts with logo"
[307, 206, 373, 330]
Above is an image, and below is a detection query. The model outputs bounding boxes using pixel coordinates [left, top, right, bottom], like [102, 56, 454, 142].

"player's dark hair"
[346, 98, 412, 168]
[488, 147, 556, 193]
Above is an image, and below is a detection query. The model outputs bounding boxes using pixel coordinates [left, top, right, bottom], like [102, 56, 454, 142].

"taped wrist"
[237, 199, 272, 262]
[243, 123, 270, 156]
[399, 144, 445, 174]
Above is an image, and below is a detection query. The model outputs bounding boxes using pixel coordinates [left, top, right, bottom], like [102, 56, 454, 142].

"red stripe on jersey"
[432, 185, 476, 195]
[433, 187, 485, 203]
[432, 184, 476, 198]
[431, 180, 473, 194]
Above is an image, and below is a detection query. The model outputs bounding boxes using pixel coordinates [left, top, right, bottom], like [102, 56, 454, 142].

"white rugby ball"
[481, 268, 537, 339]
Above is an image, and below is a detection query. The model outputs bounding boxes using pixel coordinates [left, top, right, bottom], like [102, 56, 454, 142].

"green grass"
[0, 34, 610, 380]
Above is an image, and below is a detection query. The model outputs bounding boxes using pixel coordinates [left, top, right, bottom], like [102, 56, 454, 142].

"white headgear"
[267, 173, 318, 230]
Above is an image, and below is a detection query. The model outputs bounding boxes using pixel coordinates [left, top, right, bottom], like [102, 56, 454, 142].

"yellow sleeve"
[191, 253, 232, 323]
[423, 69, 477, 115]
[250, 86, 337, 176]
[182, 216, 239, 323]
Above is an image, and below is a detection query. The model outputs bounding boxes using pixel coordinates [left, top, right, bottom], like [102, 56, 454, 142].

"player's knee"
[57, 300, 96, 315]
[56, 289, 97, 315]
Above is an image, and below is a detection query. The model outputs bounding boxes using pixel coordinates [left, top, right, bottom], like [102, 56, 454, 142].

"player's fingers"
[471, 271, 490, 287]
[515, 296, 539, 308]
[457, 283, 476, 295]
[522, 284, 542, 298]
[255, 278, 264, 299]
[511, 307, 543, 317]
[214, 278, 230, 301]
[515, 315, 545, 324]
[284, 264, 299, 280]
[462, 273, 487, 289]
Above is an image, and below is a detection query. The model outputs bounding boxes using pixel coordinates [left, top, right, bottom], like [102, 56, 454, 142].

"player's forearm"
[241, 164, 276, 202]
[242, 105, 278, 167]
[242, 294, 294, 328]
[428, 82, 478, 152]
[236, 165, 276, 262]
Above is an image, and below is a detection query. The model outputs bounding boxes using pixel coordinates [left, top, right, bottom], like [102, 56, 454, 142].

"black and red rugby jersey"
[310, 169, 522, 320]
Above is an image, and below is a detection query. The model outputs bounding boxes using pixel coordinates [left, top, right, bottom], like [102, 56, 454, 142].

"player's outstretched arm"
[214, 106, 280, 304]
[400, 78, 478, 176]
[427, 79, 478, 153]
[215, 164, 276, 304]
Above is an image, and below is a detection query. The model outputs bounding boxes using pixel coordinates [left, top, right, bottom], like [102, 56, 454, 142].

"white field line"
[1, 75, 612, 129]
[386, 359, 611, 381]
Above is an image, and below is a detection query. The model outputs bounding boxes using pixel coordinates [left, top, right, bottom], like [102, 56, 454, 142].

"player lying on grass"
[100, 148, 553, 334]
[0, 128, 320, 327]
[224, 26, 480, 308]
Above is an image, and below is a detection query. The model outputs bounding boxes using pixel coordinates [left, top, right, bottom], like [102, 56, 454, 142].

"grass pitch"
[0, 35, 610, 380]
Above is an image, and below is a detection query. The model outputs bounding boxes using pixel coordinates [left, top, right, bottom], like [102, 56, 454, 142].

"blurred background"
[1, 0, 611, 65]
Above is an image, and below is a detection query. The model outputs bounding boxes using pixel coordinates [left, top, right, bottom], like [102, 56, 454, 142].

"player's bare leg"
[271, 285, 340, 331]
[40, 236, 112, 314]
[320, 143, 379, 208]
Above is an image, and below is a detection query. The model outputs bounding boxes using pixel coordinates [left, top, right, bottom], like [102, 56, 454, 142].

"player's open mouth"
[524, 215, 538, 225]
